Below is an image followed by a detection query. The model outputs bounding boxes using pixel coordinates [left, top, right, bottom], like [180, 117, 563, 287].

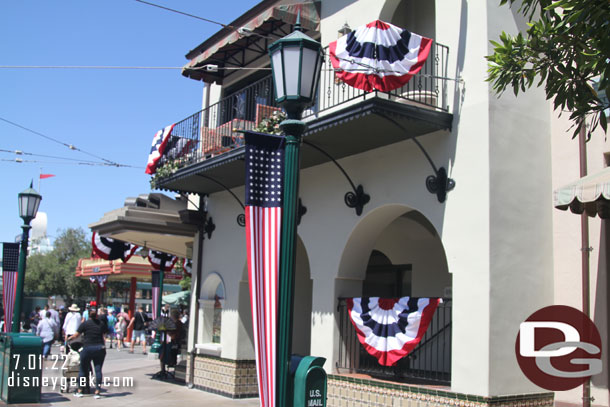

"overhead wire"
[0, 117, 137, 168]
[0, 148, 141, 168]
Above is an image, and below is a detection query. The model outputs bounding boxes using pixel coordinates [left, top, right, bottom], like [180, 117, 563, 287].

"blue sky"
[0, 0, 260, 244]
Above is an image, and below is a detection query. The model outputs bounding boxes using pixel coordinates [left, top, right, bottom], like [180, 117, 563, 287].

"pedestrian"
[157, 309, 184, 378]
[28, 307, 41, 334]
[68, 309, 107, 399]
[106, 310, 117, 348]
[115, 316, 127, 351]
[127, 305, 149, 354]
[36, 311, 58, 359]
[63, 304, 82, 346]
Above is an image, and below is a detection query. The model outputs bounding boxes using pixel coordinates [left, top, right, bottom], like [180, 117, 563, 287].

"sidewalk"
[3, 346, 260, 407]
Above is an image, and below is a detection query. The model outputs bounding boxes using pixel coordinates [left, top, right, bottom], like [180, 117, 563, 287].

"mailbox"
[293, 356, 327, 407]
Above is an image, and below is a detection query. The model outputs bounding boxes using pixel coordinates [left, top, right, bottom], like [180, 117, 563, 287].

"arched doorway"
[200, 272, 225, 345]
[335, 204, 451, 384]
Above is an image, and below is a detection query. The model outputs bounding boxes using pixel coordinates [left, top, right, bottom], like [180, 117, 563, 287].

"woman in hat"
[63, 304, 82, 346]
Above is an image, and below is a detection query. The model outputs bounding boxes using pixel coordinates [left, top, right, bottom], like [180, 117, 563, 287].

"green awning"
[162, 290, 191, 306]
[554, 166, 610, 218]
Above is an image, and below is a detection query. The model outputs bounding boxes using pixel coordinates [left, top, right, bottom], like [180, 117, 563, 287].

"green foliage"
[179, 276, 191, 291]
[149, 159, 185, 189]
[487, 0, 610, 138]
[24, 227, 95, 301]
[255, 110, 286, 135]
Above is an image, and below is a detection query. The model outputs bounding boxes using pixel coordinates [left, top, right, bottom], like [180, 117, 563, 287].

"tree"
[25, 227, 95, 301]
[486, 0, 610, 138]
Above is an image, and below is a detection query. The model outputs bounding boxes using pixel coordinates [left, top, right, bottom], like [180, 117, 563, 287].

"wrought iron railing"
[153, 43, 450, 175]
[336, 298, 451, 386]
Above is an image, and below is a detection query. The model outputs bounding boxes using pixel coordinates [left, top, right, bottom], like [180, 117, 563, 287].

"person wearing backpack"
[127, 305, 149, 354]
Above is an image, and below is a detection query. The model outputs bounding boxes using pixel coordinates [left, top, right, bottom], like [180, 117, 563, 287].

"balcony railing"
[154, 43, 449, 174]
[336, 298, 452, 386]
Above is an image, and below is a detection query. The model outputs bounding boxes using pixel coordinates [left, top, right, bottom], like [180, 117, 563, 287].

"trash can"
[0, 333, 43, 404]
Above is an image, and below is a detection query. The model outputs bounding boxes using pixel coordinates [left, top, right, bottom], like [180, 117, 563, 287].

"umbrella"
[149, 316, 177, 332]
[162, 290, 191, 306]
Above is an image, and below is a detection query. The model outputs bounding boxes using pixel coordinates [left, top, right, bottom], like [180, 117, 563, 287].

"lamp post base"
[150, 337, 162, 354]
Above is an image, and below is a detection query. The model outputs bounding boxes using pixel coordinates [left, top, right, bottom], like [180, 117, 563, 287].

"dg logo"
[515, 305, 602, 391]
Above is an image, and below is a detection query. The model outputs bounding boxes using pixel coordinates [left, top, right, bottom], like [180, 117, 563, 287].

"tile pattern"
[326, 375, 554, 407]
[185, 353, 258, 398]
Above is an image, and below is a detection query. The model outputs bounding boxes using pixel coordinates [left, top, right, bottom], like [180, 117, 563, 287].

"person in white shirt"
[37, 312, 58, 359]
[63, 304, 82, 344]
[40, 304, 60, 326]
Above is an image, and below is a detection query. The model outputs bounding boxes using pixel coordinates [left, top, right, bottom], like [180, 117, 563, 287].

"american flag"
[2, 243, 20, 333]
[244, 131, 285, 407]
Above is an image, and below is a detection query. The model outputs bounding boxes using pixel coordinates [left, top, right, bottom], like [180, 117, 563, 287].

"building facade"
[93, 1, 608, 406]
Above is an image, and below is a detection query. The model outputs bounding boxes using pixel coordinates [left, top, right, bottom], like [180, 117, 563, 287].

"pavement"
[2, 344, 260, 407]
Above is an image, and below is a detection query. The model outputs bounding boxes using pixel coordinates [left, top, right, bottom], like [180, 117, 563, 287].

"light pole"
[13, 182, 42, 333]
[269, 17, 322, 407]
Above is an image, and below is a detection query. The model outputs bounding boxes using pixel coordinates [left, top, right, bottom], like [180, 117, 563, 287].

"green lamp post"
[269, 18, 322, 407]
[13, 182, 42, 333]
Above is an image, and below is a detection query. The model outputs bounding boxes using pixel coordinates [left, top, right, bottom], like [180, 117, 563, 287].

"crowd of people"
[22, 301, 189, 399]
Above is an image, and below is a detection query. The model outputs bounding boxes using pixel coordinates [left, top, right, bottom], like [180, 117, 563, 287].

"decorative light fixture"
[268, 14, 323, 407]
[338, 22, 352, 37]
[268, 16, 323, 117]
[18, 181, 42, 224]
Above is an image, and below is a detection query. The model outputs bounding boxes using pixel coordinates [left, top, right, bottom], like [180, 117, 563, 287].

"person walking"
[115, 316, 127, 351]
[67, 309, 107, 399]
[63, 304, 82, 346]
[127, 306, 149, 354]
[28, 307, 41, 334]
[106, 310, 117, 348]
[36, 311, 58, 359]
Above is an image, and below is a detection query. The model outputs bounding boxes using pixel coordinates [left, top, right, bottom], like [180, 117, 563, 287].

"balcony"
[152, 43, 453, 194]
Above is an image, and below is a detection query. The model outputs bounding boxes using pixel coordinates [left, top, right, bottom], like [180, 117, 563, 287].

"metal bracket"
[303, 141, 370, 216]
[196, 174, 246, 227]
[375, 112, 455, 203]
[297, 198, 307, 226]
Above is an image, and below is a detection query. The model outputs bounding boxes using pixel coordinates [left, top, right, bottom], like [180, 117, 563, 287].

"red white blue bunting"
[147, 250, 178, 272]
[145, 123, 176, 175]
[347, 297, 441, 366]
[91, 232, 138, 262]
[329, 20, 432, 92]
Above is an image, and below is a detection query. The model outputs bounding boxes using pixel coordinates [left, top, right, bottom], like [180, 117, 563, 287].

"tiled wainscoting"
[185, 353, 258, 398]
[327, 375, 554, 407]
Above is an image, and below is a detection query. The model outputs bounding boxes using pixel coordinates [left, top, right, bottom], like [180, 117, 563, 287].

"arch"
[200, 272, 225, 345]
[337, 203, 449, 298]
[201, 271, 225, 300]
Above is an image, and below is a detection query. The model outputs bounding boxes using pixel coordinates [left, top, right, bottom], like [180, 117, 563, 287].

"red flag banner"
[2, 243, 20, 332]
[244, 131, 285, 407]
[39, 174, 55, 179]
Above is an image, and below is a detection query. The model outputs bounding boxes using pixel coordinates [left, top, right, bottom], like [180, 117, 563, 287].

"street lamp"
[269, 17, 322, 407]
[13, 182, 42, 332]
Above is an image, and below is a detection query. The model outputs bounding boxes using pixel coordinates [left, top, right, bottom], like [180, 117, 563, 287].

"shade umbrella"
[162, 290, 191, 306]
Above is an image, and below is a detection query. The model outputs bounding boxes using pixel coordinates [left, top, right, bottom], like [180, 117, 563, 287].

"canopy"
[163, 290, 191, 306]
[554, 166, 610, 218]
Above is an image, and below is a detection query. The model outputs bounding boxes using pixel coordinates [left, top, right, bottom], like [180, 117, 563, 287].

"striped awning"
[183, 2, 320, 80]
[554, 166, 610, 218]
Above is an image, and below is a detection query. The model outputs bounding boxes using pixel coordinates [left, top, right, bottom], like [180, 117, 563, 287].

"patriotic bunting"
[147, 250, 178, 272]
[329, 20, 432, 92]
[2, 243, 20, 333]
[182, 258, 192, 278]
[347, 297, 441, 366]
[92, 232, 138, 262]
[244, 131, 285, 407]
[145, 123, 176, 175]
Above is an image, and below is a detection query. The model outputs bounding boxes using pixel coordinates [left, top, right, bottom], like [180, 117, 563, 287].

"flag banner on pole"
[92, 232, 138, 262]
[329, 20, 432, 92]
[346, 297, 442, 366]
[2, 243, 20, 333]
[244, 131, 285, 407]
[147, 250, 178, 272]
[39, 174, 55, 179]
[151, 270, 160, 317]
[145, 123, 176, 175]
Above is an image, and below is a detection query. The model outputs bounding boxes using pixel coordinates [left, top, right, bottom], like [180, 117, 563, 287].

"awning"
[89, 193, 198, 258]
[554, 166, 610, 218]
[183, 2, 320, 82]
